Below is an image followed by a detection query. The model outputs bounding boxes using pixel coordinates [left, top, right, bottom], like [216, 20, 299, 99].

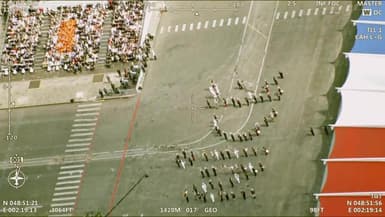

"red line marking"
[70, 105, 101, 216]
[108, 95, 142, 214]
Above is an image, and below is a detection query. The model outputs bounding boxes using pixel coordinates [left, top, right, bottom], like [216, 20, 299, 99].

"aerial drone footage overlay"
[0, 0, 384, 216]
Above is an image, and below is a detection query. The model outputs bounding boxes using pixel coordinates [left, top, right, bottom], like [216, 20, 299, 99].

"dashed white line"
[71, 128, 95, 132]
[52, 197, 76, 202]
[66, 143, 90, 148]
[68, 138, 92, 142]
[60, 164, 85, 170]
[299, 9, 303, 17]
[56, 180, 81, 186]
[57, 175, 82, 180]
[167, 26, 171, 32]
[275, 12, 280, 20]
[204, 20, 209, 28]
[330, 6, 334, 14]
[219, 19, 224, 26]
[65, 147, 90, 153]
[77, 103, 101, 108]
[77, 107, 100, 112]
[242, 16, 246, 24]
[174, 25, 179, 32]
[53, 191, 78, 197]
[234, 17, 239, 25]
[322, 7, 326, 15]
[182, 24, 186, 31]
[70, 132, 94, 137]
[227, 17, 232, 26]
[50, 202, 75, 207]
[307, 8, 311, 16]
[212, 20, 217, 28]
[75, 112, 99, 117]
[314, 8, 319, 15]
[72, 123, 97, 127]
[59, 170, 83, 175]
[291, 10, 296, 18]
[197, 22, 201, 30]
[284, 11, 288, 19]
[338, 5, 343, 11]
[189, 23, 194, 31]
[74, 118, 97, 122]
[54, 186, 79, 191]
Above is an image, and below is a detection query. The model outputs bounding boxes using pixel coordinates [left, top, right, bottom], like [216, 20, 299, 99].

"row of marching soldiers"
[206, 71, 285, 109]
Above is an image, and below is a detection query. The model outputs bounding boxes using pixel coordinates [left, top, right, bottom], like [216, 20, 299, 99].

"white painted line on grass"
[314, 8, 319, 15]
[322, 7, 326, 15]
[53, 191, 78, 197]
[77, 107, 100, 112]
[299, 9, 303, 17]
[212, 20, 217, 27]
[54, 186, 79, 191]
[57, 175, 82, 180]
[52, 197, 76, 202]
[50, 202, 75, 207]
[197, 22, 201, 30]
[307, 8, 311, 16]
[242, 16, 246, 24]
[72, 123, 97, 127]
[204, 20, 209, 28]
[75, 112, 99, 117]
[68, 138, 92, 142]
[56, 180, 81, 186]
[189, 23, 194, 31]
[291, 10, 296, 18]
[182, 24, 186, 31]
[66, 143, 90, 148]
[60, 164, 85, 170]
[59, 169, 83, 175]
[284, 11, 288, 19]
[74, 118, 97, 122]
[275, 12, 280, 20]
[219, 19, 224, 26]
[234, 17, 239, 25]
[175, 25, 178, 32]
[71, 128, 95, 132]
[227, 17, 232, 26]
[70, 132, 94, 137]
[77, 103, 101, 108]
[65, 147, 89, 153]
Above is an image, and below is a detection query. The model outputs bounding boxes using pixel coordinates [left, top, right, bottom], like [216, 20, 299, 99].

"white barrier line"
[60, 164, 85, 170]
[65, 147, 89, 153]
[68, 138, 92, 142]
[70, 132, 94, 137]
[59, 170, 83, 175]
[50, 202, 75, 207]
[71, 128, 95, 132]
[291, 10, 296, 18]
[76, 107, 101, 112]
[212, 20, 217, 28]
[72, 123, 97, 127]
[52, 197, 76, 202]
[275, 12, 280, 20]
[56, 180, 81, 186]
[227, 17, 232, 26]
[75, 112, 99, 117]
[57, 175, 82, 180]
[53, 191, 78, 197]
[66, 143, 90, 148]
[54, 186, 79, 191]
[242, 16, 246, 24]
[306, 8, 311, 16]
[197, 22, 201, 30]
[77, 103, 101, 108]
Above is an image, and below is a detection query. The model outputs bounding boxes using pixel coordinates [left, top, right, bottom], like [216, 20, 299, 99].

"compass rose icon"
[8, 168, 25, 189]
[7, 154, 26, 189]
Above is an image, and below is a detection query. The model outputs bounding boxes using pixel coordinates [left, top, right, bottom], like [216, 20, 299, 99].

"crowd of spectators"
[1, 8, 43, 75]
[43, 3, 107, 72]
[106, 0, 144, 63]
